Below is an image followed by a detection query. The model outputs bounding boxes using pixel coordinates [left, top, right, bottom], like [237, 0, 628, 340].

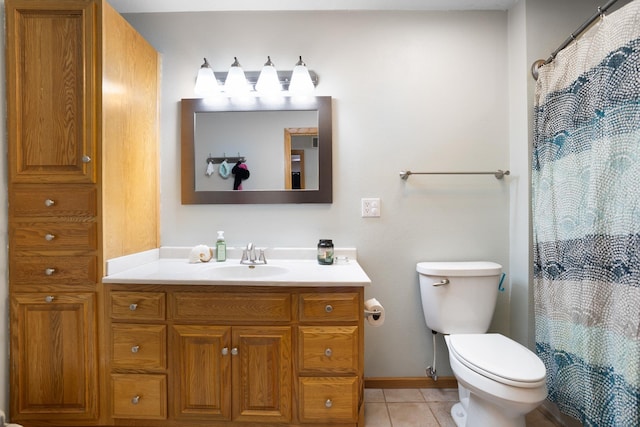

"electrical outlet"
[361, 198, 380, 217]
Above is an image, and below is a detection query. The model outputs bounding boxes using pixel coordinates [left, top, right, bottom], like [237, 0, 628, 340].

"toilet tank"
[417, 261, 502, 334]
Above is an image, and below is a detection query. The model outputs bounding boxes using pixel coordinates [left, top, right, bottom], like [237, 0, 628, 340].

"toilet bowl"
[445, 334, 547, 427]
[417, 262, 547, 427]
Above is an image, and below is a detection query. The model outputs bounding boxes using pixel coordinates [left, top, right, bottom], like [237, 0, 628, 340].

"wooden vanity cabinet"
[106, 286, 364, 427]
[6, 0, 160, 425]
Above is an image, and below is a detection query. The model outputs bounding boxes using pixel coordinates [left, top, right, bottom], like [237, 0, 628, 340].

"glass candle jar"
[317, 239, 334, 265]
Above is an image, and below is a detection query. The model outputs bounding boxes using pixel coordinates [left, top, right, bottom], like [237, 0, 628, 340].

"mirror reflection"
[195, 111, 318, 191]
[181, 96, 332, 204]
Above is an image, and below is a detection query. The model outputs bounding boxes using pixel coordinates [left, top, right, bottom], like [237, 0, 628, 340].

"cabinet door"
[232, 326, 292, 423]
[6, 0, 97, 183]
[172, 325, 232, 420]
[10, 292, 97, 421]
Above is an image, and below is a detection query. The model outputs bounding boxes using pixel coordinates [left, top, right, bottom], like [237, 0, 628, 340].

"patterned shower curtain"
[532, 1, 640, 426]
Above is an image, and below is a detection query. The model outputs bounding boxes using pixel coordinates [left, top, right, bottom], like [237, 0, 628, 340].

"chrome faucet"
[241, 243, 267, 265]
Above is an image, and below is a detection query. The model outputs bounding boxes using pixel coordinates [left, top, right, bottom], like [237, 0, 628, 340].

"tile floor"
[364, 388, 561, 427]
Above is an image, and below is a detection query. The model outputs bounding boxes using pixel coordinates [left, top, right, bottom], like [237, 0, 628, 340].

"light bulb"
[194, 58, 219, 97]
[288, 56, 314, 95]
[223, 57, 250, 96]
[256, 56, 282, 95]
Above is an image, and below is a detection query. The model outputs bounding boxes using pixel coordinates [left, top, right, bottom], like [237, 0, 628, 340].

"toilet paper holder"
[364, 309, 382, 321]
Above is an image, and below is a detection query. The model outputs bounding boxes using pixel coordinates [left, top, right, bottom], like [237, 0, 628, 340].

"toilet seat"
[448, 334, 546, 388]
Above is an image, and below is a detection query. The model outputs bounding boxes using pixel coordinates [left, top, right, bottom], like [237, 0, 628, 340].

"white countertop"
[103, 247, 371, 287]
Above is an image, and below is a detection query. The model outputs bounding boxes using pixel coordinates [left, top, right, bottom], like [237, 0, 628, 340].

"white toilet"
[417, 261, 547, 427]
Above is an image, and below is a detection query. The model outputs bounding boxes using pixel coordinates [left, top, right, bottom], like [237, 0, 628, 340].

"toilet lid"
[448, 334, 546, 387]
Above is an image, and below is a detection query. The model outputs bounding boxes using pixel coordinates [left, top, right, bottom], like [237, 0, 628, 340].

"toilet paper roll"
[364, 298, 385, 327]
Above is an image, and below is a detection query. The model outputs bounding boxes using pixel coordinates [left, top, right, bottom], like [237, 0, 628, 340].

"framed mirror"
[181, 96, 332, 204]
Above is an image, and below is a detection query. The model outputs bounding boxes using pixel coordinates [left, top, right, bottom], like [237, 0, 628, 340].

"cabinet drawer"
[299, 377, 359, 423]
[11, 186, 97, 217]
[299, 326, 359, 373]
[111, 374, 167, 419]
[172, 292, 291, 322]
[110, 292, 166, 321]
[11, 222, 97, 251]
[111, 324, 166, 370]
[10, 255, 97, 286]
[299, 293, 359, 322]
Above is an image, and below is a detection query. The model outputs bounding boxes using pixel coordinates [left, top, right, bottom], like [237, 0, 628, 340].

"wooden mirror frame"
[181, 96, 332, 204]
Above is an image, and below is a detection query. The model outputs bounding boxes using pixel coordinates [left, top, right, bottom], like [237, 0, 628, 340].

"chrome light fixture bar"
[194, 56, 318, 96]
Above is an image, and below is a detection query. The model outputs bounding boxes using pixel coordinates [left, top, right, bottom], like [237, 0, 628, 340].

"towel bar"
[399, 170, 510, 180]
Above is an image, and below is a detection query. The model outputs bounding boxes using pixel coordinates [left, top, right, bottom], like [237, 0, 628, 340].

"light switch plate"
[361, 198, 380, 217]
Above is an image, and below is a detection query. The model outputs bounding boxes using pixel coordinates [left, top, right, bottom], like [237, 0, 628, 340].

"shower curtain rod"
[531, 0, 622, 79]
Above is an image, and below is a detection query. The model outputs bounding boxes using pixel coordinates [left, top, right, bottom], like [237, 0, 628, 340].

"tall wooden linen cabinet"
[5, 0, 160, 425]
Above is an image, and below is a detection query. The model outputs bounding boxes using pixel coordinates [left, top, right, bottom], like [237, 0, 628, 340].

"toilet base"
[450, 402, 466, 427]
[450, 392, 527, 427]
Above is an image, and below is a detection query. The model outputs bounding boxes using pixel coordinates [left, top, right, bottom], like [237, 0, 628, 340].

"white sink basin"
[208, 264, 289, 279]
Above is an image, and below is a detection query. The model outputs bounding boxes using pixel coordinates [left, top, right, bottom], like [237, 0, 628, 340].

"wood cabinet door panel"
[11, 222, 97, 251]
[6, 1, 97, 184]
[172, 292, 291, 323]
[111, 374, 167, 419]
[11, 185, 97, 218]
[299, 377, 359, 423]
[172, 325, 231, 420]
[110, 291, 166, 321]
[299, 292, 360, 322]
[232, 326, 292, 423]
[298, 326, 359, 373]
[10, 255, 97, 287]
[111, 324, 167, 370]
[10, 292, 97, 420]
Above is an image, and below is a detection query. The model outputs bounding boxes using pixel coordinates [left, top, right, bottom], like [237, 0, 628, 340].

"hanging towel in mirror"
[232, 161, 250, 190]
[219, 160, 231, 178]
[206, 160, 215, 176]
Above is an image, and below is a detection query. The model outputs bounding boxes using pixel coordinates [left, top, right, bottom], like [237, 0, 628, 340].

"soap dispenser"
[216, 231, 226, 262]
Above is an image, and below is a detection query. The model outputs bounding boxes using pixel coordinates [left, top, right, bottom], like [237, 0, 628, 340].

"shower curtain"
[532, 1, 640, 426]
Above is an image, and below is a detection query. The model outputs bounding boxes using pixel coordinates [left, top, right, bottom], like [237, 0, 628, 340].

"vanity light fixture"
[193, 55, 318, 97]
[255, 56, 282, 95]
[288, 56, 315, 95]
[194, 58, 219, 97]
[223, 57, 250, 95]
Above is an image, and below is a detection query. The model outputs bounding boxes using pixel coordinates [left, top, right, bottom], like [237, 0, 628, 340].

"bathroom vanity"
[102, 248, 371, 427]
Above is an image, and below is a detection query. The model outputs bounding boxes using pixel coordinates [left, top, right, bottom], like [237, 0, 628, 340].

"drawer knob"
[45, 295, 55, 303]
[82, 155, 92, 163]
[129, 303, 138, 311]
[324, 348, 332, 357]
[45, 233, 56, 241]
[325, 399, 333, 408]
[44, 199, 56, 207]
[221, 347, 229, 356]
[44, 268, 56, 276]
[231, 347, 238, 356]
[325, 304, 333, 313]
[131, 345, 140, 353]
[131, 395, 140, 405]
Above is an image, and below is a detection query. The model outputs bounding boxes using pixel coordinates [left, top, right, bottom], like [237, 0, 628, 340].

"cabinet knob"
[131, 395, 140, 405]
[221, 347, 229, 356]
[131, 345, 140, 353]
[44, 199, 55, 207]
[129, 303, 138, 311]
[231, 347, 238, 356]
[45, 296, 55, 303]
[44, 268, 56, 276]
[325, 304, 333, 313]
[325, 399, 333, 408]
[324, 348, 332, 357]
[82, 155, 92, 163]
[45, 233, 56, 241]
